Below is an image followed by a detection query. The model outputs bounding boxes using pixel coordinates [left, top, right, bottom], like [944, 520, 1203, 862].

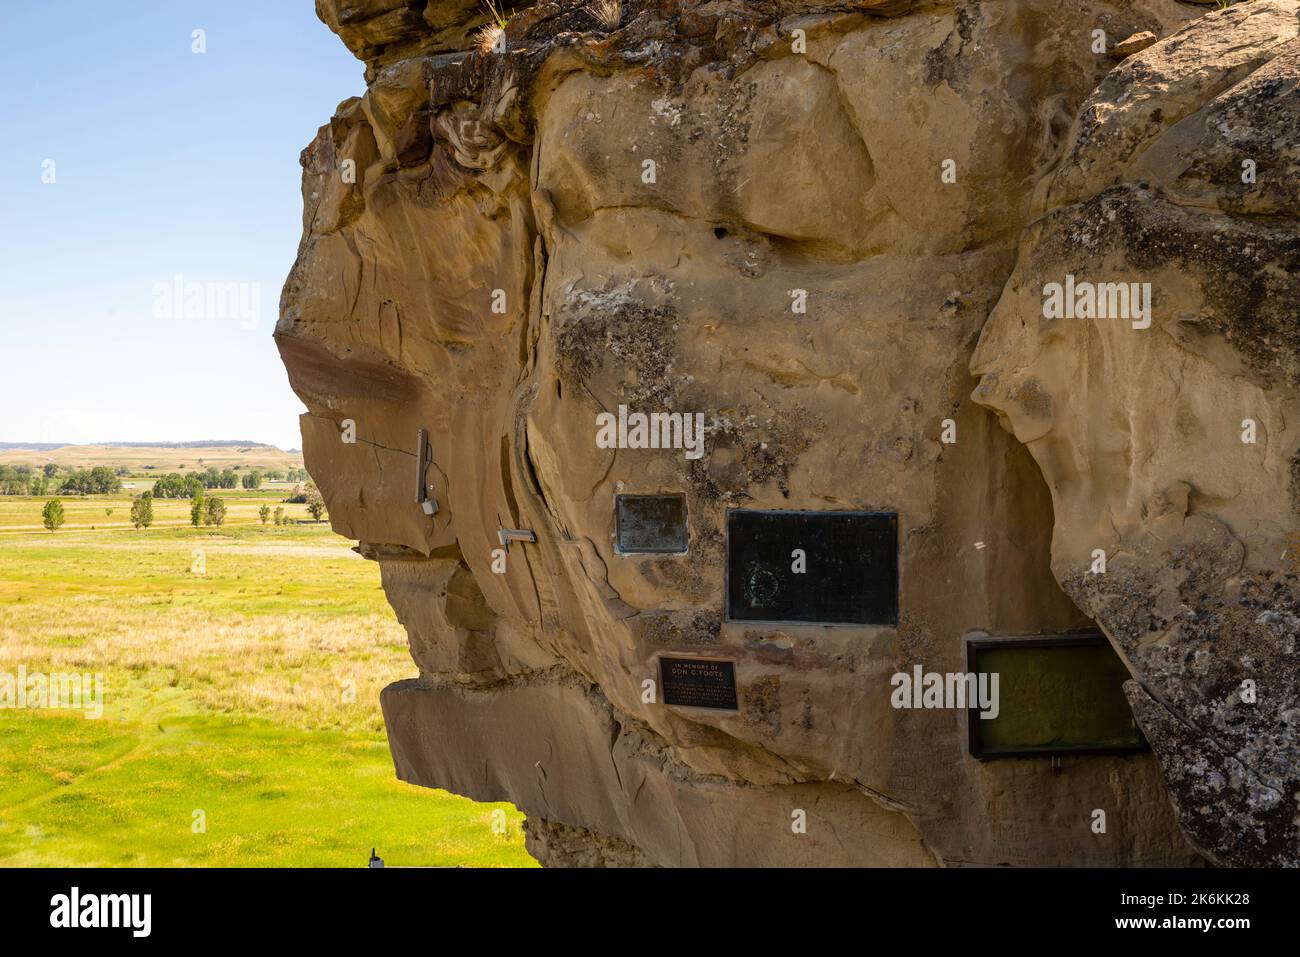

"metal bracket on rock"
[498, 528, 537, 552]
[416, 428, 438, 516]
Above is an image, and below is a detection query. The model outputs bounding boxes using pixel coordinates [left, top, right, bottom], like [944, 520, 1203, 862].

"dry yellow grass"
[590, 0, 622, 29]
[0, 523, 410, 734]
[0, 602, 408, 734]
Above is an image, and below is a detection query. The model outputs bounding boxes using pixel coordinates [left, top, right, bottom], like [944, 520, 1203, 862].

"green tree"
[59, 469, 90, 494]
[219, 469, 238, 489]
[130, 491, 154, 529]
[258, 504, 271, 525]
[273, 506, 285, 526]
[241, 470, 263, 489]
[42, 498, 65, 532]
[190, 489, 205, 527]
[42, 463, 58, 479]
[285, 479, 319, 504]
[305, 486, 326, 522]
[152, 473, 188, 498]
[205, 496, 227, 527]
[1, 465, 36, 495]
[89, 466, 122, 494]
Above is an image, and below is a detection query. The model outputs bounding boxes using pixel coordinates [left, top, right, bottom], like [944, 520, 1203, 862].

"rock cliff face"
[278, 0, 1299, 866]
[972, 0, 1300, 866]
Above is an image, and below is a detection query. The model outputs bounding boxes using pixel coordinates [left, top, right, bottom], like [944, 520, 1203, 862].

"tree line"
[0, 463, 309, 497]
[152, 467, 308, 498]
[40, 480, 326, 532]
[1, 464, 123, 496]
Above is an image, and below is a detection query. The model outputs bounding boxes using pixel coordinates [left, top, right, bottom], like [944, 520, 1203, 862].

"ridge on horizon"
[0, 440, 293, 450]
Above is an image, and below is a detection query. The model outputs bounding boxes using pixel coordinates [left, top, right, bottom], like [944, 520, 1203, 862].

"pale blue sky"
[0, 1, 363, 450]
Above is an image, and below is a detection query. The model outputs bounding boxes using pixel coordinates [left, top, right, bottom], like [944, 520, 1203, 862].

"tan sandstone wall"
[277, 0, 1298, 866]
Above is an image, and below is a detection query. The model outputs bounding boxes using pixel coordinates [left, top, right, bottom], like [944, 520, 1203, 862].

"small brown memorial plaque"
[659, 656, 738, 711]
[616, 494, 688, 554]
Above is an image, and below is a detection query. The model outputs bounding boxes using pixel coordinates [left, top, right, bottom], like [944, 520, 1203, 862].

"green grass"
[0, 508, 536, 867]
[0, 711, 526, 867]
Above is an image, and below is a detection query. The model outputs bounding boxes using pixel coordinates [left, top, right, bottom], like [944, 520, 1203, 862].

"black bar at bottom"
[0, 866, 1283, 944]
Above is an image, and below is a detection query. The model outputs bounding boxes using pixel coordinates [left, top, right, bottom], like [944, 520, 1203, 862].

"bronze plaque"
[616, 494, 688, 554]
[660, 656, 738, 710]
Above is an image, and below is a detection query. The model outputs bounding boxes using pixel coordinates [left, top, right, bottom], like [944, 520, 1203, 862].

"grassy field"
[0, 484, 536, 867]
[0, 482, 309, 533]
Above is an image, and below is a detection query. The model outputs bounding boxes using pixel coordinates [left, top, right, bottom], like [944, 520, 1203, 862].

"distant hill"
[101, 440, 280, 449]
[0, 440, 280, 450]
[0, 443, 305, 471]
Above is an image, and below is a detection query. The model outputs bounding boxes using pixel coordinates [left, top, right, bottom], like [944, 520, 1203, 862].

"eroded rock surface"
[278, 0, 1297, 866]
[972, 1, 1300, 866]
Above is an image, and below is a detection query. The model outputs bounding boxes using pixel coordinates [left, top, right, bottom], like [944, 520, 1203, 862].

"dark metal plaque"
[726, 510, 897, 625]
[616, 494, 688, 554]
[659, 656, 738, 710]
[965, 632, 1145, 758]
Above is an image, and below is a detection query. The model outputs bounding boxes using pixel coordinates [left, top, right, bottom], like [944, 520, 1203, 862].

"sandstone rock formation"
[278, 0, 1298, 866]
[972, 0, 1300, 866]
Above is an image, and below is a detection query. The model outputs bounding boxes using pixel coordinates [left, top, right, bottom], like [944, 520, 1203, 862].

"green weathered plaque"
[964, 633, 1144, 758]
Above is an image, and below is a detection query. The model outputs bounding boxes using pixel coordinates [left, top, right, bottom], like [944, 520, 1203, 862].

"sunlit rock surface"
[278, 0, 1297, 866]
[972, 0, 1300, 866]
